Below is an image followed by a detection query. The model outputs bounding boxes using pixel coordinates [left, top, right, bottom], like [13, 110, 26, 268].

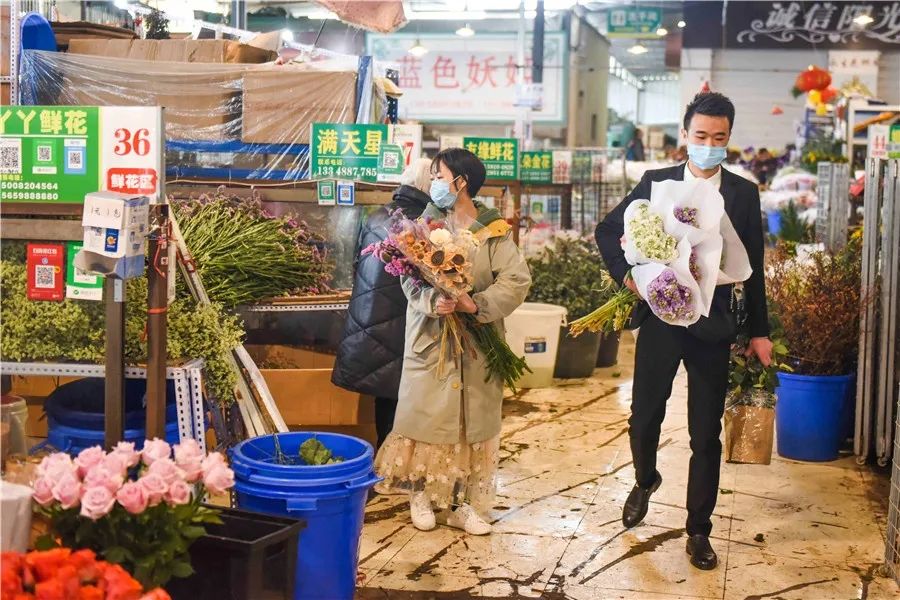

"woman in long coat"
[375, 148, 531, 535]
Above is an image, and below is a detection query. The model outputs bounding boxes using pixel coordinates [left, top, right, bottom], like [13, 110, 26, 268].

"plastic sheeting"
[20, 49, 373, 181]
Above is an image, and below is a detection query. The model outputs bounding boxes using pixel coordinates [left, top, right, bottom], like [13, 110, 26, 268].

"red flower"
[70, 550, 100, 584]
[138, 590, 171, 600]
[33, 579, 65, 600]
[76, 586, 104, 600]
[25, 548, 72, 582]
[100, 565, 142, 600]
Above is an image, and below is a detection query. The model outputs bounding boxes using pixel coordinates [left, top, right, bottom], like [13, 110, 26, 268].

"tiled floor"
[356, 337, 899, 599]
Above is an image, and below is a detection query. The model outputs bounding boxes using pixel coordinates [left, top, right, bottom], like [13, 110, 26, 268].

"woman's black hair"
[431, 148, 487, 197]
[683, 92, 735, 132]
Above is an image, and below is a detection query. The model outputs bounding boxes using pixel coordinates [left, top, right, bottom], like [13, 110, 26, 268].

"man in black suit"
[596, 92, 772, 571]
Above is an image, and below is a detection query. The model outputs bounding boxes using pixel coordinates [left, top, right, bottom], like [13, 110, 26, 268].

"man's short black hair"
[431, 148, 487, 197]
[683, 92, 735, 132]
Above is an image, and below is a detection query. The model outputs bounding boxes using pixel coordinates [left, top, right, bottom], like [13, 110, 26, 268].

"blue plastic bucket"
[47, 421, 180, 456]
[775, 372, 855, 461]
[767, 209, 782, 236]
[230, 432, 381, 600]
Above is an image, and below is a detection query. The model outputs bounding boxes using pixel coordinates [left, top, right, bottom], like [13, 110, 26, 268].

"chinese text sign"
[463, 137, 519, 181]
[310, 123, 389, 183]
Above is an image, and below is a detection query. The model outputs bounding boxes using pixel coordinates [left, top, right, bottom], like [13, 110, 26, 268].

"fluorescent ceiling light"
[853, 14, 874, 26]
[281, 29, 294, 42]
[627, 43, 649, 55]
[456, 24, 475, 37]
[114, 0, 130, 9]
[407, 10, 487, 20]
[408, 39, 429, 57]
[677, 20, 686, 28]
[305, 10, 340, 20]
[656, 27, 668, 36]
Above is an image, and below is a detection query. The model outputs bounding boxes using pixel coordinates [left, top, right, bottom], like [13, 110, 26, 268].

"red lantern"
[820, 86, 839, 104]
[771, 105, 784, 115]
[791, 65, 832, 97]
[699, 80, 711, 93]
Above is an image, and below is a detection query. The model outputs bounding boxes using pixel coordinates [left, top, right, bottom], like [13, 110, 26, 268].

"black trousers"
[631, 316, 731, 537]
[374, 396, 398, 450]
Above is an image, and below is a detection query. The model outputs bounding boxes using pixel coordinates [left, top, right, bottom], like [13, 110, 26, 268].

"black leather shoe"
[686, 535, 718, 570]
[622, 472, 662, 528]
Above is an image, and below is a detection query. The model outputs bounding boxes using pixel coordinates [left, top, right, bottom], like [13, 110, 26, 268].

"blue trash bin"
[230, 432, 381, 600]
[775, 372, 855, 461]
[766, 209, 782, 237]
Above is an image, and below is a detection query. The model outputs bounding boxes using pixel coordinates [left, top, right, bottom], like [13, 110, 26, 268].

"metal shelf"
[240, 301, 350, 313]
[1, 360, 207, 451]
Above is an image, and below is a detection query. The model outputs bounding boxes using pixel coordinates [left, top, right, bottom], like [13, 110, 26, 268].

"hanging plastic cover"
[20, 49, 366, 181]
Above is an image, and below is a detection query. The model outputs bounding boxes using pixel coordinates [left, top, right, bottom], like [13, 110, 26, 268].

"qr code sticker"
[35, 265, 55, 289]
[382, 152, 399, 170]
[0, 139, 22, 174]
[38, 145, 52, 162]
[68, 149, 83, 169]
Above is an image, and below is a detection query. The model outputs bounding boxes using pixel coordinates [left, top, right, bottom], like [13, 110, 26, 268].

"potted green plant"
[526, 236, 619, 378]
[765, 236, 862, 461]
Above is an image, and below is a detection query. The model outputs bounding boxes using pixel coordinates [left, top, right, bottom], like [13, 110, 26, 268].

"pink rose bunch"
[31, 439, 235, 521]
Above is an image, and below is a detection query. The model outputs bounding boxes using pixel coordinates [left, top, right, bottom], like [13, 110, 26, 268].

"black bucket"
[596, 332, 621, 368]
[554, 327, 602, 379]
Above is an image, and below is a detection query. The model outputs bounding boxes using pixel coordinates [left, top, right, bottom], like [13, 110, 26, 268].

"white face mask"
[430, 176, 461, 209]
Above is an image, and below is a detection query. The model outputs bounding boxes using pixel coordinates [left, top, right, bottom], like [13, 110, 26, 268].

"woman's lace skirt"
[374, 431, 500, 514]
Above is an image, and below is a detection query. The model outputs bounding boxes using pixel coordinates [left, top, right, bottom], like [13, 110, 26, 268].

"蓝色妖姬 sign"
[0, 106, 163, 204]
[310, 123, 389, 183]
[520, 151, 553, 184]
[683, 1, 900, 50]
[463, 137, 519, 181]
[366, 33, 567, 125]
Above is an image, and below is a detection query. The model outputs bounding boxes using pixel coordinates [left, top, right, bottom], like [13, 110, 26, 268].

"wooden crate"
[260, 368, 374, 428]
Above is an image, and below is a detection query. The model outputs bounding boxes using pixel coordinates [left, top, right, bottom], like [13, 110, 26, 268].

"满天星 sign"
[310, 123, 388, 183]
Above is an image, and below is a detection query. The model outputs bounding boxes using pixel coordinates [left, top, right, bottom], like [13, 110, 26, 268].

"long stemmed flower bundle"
[364, 210, 529, 389]
[571, 178, 751, 336]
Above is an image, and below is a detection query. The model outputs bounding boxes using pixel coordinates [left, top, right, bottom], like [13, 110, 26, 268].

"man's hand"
[745, 337, 774, 367]
[455, 293, 478, 314]
[435, 296, 458, 316]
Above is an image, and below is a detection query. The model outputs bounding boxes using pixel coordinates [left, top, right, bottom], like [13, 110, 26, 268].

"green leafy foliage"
[526, 236, 615, 320]
[728, 322, 792, 408]
[776, 201, 814, 244]
[0, 261, 243, 401]
[299, 437, 344, 465]
[144, 9, 171, 40]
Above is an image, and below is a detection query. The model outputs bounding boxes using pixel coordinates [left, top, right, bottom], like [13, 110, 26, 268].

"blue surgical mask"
[430, 178, 459, 209]
[687, 144, 727, 170]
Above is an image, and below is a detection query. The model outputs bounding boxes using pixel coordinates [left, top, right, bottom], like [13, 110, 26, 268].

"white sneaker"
[444, 504, 491, 535]
[409, 492, 436, 531]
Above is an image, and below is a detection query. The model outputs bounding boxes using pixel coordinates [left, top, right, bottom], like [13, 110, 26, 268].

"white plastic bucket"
[504, 302, 567, 388]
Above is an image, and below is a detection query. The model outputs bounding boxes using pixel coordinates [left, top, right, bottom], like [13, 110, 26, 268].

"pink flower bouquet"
[31, 439, 234, 590]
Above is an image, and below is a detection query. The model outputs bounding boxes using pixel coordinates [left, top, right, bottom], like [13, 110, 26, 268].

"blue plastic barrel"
[231, 432, 381, 600]
[775, 372, 855, 461]
[767, 209, 782, 236]
[47, 421, 180, 456]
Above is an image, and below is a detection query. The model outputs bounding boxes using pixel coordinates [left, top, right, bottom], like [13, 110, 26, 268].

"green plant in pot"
[526, 236, 619, 378]
[765, 235, 863, 461]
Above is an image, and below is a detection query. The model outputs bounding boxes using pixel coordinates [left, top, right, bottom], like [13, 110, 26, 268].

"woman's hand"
[455, 293, 478, 314]
[435, 296, 458, 316]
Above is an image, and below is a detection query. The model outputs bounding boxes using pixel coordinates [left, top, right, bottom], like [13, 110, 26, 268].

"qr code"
[0, 139, 22, 174]
[382, 152, 399, 170]
[35, 265, 55, 289]
[68, 150, 83, 169]
[38, 145, 52, 162]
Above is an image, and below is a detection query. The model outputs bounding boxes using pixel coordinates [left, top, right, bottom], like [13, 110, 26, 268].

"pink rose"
[201, 452, 227, 477]
[141, 438, 172, 466]
[51, 471, 82, 509]
[173, 440, 204, 483]
[116, 481, 149, 515]
[83, 465, 124, 495]
[75, 446, 106, 477]
[37, 453, 77, 480]
[103, 452, 129, 476]
[165, 480, 192, 506]
[202, 465, 235, 495]
[139, 473, 169, 507]
[111, 441, 141, 468]
[80, 486, 115, 520]
[147, 458, 185, 486]
[32, 477, 55, 506]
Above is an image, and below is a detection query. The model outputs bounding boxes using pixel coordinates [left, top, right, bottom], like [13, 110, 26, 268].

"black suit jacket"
[595, 163, 769, 342]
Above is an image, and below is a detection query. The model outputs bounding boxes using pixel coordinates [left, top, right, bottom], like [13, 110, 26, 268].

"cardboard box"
[241, 68, 358, 144]
[260, 368, 373, 427]
[245, 344, 336, 369]
[68, 39, 275, 64]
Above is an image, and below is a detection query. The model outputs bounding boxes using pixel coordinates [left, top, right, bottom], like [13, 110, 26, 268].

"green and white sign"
[889, 123, 900, 159]
[377, 143, 405, 183]
[520, 151, 553, 184]
[310, 123, 389, 183]
[0, 105, 163, 204]
[607, 7, 662, 38]
[317, 179, 336, 206]
[463, 137, 519, 181]
[66, 241, 103, 301]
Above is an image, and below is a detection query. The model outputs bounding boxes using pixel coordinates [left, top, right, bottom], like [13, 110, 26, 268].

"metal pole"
[104, 277, 126, 449]
[532, 0, 544, 85]
[145, 203, 168, 440]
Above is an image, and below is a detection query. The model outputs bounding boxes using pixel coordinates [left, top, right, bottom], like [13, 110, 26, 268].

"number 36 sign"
[0, 106, 163, 204]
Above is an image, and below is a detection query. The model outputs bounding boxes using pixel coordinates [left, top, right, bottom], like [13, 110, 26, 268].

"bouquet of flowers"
[571, 178, 751, 336]
[364, 211, 529, 389]
[31, 439, 234, 589]
[1, 548, 170, 599]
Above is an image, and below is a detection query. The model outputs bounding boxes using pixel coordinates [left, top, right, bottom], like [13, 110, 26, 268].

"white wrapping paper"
[1, 481, 33, 552]
[632, 238, 703, 327]
[717, 212, 752, 285]
[623, 199, 679, 266]
[653, 178, 725, 240]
